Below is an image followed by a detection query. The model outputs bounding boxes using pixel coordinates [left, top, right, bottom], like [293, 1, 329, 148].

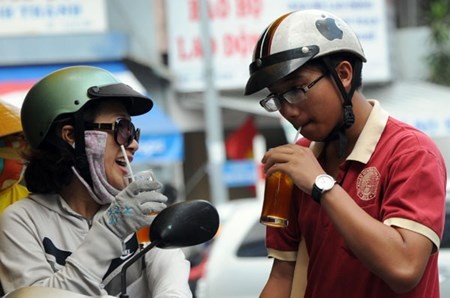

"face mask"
[0, 134, 27, 191]
[72, 131, 120, 205]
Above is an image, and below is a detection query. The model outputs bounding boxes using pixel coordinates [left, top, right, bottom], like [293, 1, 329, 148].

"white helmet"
[245, 9, 366, 95]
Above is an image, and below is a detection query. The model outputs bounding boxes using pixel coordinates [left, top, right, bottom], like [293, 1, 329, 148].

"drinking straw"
[120, 145, 135, 182]
[293, 126, 302, 144]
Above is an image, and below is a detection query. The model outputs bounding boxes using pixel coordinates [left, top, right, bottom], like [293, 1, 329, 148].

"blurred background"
[1, 1, 450, 297]
[0, 0, 449, 205]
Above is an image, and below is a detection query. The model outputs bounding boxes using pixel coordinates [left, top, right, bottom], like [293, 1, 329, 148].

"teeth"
[116, 159, 126, 166]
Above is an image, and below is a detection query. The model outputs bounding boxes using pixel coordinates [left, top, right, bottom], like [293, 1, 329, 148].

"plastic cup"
[135, 226, 151, 246]
[123, 170, 157, 246]
[123, 169, 155, 186]
[260, 170, 294, 228]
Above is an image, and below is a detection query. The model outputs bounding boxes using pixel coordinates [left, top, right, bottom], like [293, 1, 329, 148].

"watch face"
[316, 174, 336, 191]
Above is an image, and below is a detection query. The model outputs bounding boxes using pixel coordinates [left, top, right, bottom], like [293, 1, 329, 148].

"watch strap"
[311, 184, 323, 204]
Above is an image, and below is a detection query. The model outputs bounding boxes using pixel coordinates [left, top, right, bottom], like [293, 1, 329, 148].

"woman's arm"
[0, 206, 123, 296]
[145, 247, 192, 297]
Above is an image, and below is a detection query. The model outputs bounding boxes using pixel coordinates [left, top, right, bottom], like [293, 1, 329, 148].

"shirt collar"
[310, 100, 389, 164]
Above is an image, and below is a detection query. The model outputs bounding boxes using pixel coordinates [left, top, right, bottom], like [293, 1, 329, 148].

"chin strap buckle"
[343, 105, 355, 128]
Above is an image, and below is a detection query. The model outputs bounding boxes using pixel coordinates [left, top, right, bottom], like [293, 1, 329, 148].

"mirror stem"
[120, 239, 161, 298]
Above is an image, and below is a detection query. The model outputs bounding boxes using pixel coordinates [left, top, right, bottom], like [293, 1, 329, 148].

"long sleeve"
[0, 198, 123, 296]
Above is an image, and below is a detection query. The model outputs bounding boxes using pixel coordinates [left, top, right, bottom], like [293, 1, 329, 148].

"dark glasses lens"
[115, 119, 138, 147]
[135, 128, 141, 143]
[84, 119, 140, 147]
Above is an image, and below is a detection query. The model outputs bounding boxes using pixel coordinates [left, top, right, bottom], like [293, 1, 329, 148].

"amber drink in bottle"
[260, 170, 294, 228]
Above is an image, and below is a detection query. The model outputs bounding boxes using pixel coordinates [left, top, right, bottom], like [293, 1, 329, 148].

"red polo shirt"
[266, 100, 447, 298]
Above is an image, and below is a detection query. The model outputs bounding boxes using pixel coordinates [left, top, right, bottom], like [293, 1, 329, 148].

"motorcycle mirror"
[120, 199, 220, 297]
[150, 199, 220, 248]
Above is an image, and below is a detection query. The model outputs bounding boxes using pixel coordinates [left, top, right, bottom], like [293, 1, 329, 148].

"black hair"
[308, 52, 363, 88]
[23, 104, 100, 194]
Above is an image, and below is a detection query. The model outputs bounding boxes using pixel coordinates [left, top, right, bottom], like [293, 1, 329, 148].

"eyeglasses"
[259, 74, 326, 112]
[85, 118, 140, 147]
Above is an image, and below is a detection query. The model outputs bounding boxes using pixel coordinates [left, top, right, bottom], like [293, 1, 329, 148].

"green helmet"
[21, 65, 153, 149]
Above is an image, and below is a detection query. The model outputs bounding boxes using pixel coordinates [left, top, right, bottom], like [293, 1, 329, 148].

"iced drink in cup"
[123, 169, 158, 246]
[260, 171, 294, 228]
[120, 145, 159, 246]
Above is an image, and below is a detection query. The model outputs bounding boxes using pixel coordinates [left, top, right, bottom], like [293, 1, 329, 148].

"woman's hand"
[100, 179, 168, 239]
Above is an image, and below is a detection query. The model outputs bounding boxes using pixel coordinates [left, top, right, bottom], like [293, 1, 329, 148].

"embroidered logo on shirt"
[356, 167, 380, 201]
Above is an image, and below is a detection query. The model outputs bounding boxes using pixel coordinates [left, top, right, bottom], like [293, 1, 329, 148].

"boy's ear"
[336, 60, 353, 88]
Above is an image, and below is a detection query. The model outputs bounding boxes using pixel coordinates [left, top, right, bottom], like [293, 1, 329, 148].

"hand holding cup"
[123, 170, 166, 245]
[101, 178, 167, 240]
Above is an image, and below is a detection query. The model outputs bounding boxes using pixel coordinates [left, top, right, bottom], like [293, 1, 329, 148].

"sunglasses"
[85, 118, 140, 147]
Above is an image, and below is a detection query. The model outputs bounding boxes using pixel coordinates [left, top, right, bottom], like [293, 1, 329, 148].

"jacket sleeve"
[144, 247, 193, 298]
[0, 205, 123, 296]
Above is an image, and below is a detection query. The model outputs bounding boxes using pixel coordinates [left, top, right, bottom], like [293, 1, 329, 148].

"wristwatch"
[312, 174, 336, 204]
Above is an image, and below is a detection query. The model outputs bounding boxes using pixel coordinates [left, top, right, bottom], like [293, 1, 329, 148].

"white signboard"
[0, 0, 107, 36]
[166, 0, 391, 92]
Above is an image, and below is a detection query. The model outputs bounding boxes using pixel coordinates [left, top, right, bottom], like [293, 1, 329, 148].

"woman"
[0, 66, 192, 297]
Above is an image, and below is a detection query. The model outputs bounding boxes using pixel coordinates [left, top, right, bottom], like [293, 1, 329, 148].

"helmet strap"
[321, 56, 361, 158]
[73, 111, 93, 187]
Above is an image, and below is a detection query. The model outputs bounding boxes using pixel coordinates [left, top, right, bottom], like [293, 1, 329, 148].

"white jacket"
[0, 194, 192, 298]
